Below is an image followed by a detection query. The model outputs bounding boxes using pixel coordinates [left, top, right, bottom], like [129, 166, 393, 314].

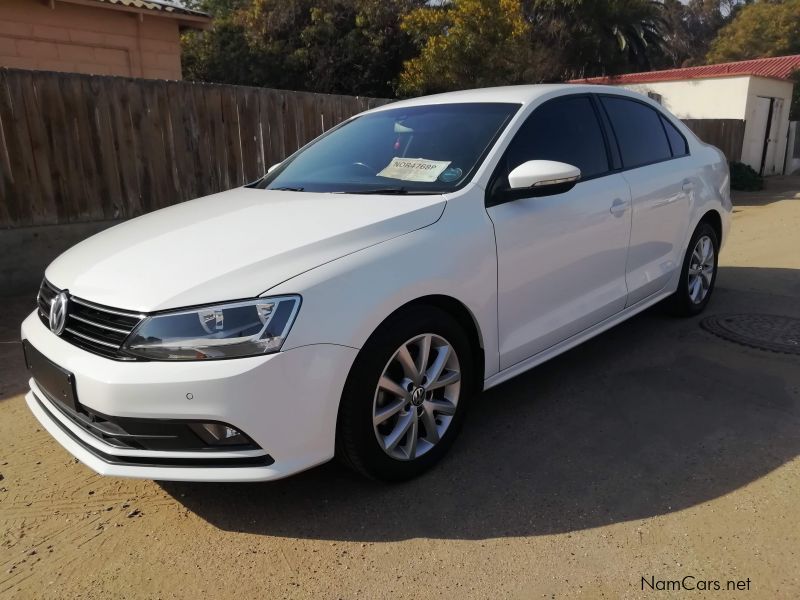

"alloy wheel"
[688, 234, 715, 304]
[372, 333, 461, 461]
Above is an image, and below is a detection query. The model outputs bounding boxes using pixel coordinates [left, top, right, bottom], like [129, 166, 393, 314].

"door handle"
[609, 198, 627, 217]
[682, 179, 694, 193]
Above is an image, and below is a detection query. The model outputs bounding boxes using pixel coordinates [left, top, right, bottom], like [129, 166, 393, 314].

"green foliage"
[181, 0, 789, 99]
[398, 0, 536, 96]
[707, 0, 800, 63]
[657, 0, 742, 68]
[397, 0, 675, 94]
[730, 161, 763, 191]
[182, 0, 422, 97]
[182, 22, 268, 87]
[523, 0, 669, 80]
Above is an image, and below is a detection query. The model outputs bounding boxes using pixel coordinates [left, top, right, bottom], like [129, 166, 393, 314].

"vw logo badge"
[49, 292, 69, 336]
[411, 386, 425, 407]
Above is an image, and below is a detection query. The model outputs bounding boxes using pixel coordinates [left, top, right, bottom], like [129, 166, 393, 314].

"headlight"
[122, 296, 301, 360]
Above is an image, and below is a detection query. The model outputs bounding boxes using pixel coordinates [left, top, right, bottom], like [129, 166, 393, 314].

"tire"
[336, 305, 474, 481]
[667, 221, 719, 317]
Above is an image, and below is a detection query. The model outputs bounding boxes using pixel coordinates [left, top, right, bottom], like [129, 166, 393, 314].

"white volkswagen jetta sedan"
[22, 85, 730, 482]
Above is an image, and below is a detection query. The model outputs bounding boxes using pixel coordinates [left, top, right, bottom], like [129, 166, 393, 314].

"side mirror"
[267, 162, 282, 174]
[508, 160, 581, 190]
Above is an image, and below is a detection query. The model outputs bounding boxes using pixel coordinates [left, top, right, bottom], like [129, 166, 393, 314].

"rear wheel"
[336, 306, 473, 481]
[668, 222, 719, 316]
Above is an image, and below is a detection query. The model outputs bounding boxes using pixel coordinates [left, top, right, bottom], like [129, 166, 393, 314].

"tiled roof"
[570, 55, 800, 84]
[87, 0, 210, 19]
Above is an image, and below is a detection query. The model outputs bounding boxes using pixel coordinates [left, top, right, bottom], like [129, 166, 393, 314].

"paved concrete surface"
[0, 182, 798, 599]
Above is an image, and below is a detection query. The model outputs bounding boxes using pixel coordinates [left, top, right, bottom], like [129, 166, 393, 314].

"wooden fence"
[0, 69, 750, 229]
[0, 68, 390, 229]
[682, 118, 745, 163]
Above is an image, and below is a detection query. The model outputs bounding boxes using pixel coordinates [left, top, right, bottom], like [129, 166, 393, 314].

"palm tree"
[525, 0, 668, 80]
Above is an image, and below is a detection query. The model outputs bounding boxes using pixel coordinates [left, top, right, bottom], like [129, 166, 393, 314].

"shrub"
[730, 161, 763, 191]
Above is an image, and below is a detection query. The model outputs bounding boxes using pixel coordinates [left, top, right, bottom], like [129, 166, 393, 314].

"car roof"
[366, 83, 650, 113]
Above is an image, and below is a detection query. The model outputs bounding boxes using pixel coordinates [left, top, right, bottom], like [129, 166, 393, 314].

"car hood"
[46, 188, 445, 312]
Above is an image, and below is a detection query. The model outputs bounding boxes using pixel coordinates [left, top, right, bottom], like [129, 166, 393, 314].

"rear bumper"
[21, 311, 359, 482]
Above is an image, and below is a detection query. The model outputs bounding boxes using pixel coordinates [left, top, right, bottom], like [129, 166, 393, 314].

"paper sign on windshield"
[377, 158, 452, 182]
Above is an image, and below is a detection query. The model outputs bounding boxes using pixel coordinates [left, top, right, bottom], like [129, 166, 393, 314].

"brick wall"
[0, 0, 183, 80]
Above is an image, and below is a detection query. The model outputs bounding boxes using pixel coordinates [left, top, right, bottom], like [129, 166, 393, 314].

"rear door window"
[601, 96, 672, 168]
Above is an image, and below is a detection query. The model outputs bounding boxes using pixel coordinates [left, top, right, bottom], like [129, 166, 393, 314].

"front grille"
[37, 279, 144, 361]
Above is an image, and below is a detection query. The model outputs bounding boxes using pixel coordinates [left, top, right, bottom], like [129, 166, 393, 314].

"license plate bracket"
[22, 340, 79, 412]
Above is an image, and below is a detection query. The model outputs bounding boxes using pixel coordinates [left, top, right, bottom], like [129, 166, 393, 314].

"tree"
[523, 0, 669, 80]
[182, 21, 268, 87]
[398, 0, 536, 96]
[707, 0, 800, 63]
[657, 0, 741, 68]
[399, 0, 671, 94]
[182, 0, 422, 97]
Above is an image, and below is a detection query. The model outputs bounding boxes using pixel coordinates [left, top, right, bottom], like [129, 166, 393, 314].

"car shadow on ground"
[0, 294, 34, 402]
[161, 266, 800, 541]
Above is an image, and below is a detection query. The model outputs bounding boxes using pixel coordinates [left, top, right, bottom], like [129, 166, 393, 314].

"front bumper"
[21, 311, 359, 482]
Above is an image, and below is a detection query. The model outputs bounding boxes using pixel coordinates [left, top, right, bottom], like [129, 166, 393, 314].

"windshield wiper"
[335, 187, 410, 195]
[270, 186, 305, 192]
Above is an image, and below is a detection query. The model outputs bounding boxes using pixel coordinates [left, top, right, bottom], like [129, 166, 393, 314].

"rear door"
[599, 95, 693, 306]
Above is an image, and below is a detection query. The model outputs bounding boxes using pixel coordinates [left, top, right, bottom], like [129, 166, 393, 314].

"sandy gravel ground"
[1, 181, 799, 599]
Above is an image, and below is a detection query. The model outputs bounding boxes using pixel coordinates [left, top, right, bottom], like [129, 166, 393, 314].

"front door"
[487, 95, 632, 370]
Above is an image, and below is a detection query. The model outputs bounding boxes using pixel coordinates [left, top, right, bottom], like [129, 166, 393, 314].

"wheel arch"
[377, 294, 486, 393]
[699, 209, 723, 245]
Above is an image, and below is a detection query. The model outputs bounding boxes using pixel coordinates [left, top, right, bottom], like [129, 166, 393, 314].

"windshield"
[254, 103, 520, 194]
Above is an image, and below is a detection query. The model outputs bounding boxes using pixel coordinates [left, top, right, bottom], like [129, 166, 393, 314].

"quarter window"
[661, 115, 689, 157]
[601, 96, 672, 168]
[504, 96, 610, 180]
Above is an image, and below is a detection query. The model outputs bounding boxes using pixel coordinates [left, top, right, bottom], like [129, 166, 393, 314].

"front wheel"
[668, 222, 719, 316]
[336, 306, 473, 481]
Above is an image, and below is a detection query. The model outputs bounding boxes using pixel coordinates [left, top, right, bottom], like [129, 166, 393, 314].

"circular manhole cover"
[701, 314, 800, 355]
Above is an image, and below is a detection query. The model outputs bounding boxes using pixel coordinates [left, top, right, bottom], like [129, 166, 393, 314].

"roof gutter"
[55, 0, 212, 30]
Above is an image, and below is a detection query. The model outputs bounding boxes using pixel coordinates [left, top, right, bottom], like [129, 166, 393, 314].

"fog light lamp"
[190, 422, 250, 446]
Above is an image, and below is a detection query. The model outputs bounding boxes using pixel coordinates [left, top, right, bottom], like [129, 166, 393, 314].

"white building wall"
[620, 77, 751, 119]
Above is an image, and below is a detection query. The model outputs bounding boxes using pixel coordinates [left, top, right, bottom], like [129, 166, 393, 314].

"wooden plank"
[19, 73, 58, 224]
[37, 72, 72, 224]
[190, 82, 215, 198]
[221, 84, 243, 186]
[267, 89, 286, 165]
[205, 83, 228, 191]
[282, 90, 299, 158]
[0, 77, 13, 227]
[0, 70, 39, 227]
[127, 78, 157, 215]
[157, 79, 184, 204]
[67, 74, 104, 221]
[166, 80, 194, 202]
[91, 75, 124, 220]
[108, 76, 141, 219]
[152, 80, 175, 209]
[54, 73, 88, 224]
[237, 86, 261, 182]
[0, 70, 27, 227]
